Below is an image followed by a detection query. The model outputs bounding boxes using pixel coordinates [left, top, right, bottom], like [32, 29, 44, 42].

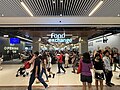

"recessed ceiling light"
[2, 14, 4, 16]
[53, 0, 55, 3]
[60, 14, 62, 17]
[60, 0, 63, 3]
[118, 14, 120, 17]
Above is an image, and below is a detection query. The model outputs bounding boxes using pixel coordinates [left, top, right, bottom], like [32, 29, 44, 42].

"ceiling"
[0, 0, 120, 17]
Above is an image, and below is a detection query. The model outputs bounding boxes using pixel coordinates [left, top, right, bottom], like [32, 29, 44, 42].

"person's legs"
[88, 83, 92, 90]
[72, 62, 76, 73]
[100, 80, 103, 90]
[95, 80, 99, 90]
[57, 62, 61, 73]
[64, 60, 67, 67]
[37, 75, 48, 88]
[43, 68, 49, 81]
[60, 63, 66, 73]
[114, 63, 117, 71]
[66, 59, 69, 67]
[28, 73, 35, 90]
[0, 61, 2, 70]
[109, 71, 114, 85]
[82, 82, 86, 90]
[108, 71, 113, 84]
[40, 67, 44, 78]
[105, 71, 113, 86]
[105, 71, 109, 84]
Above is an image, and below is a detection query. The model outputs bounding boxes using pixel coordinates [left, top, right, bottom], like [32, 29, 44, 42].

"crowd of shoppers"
[77, 46, 120, 90]
[0, 46, 120, 90]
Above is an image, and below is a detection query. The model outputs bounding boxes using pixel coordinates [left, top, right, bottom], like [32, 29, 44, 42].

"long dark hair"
[82, 52, 91, 63]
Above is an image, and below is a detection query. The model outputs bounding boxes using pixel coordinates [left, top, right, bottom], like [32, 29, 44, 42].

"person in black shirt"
[93, 53, 104, 90]
[27, 51, 48, 90]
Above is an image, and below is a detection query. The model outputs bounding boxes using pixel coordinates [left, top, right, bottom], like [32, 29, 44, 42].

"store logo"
[51, 33, 65, 38]
[48, 33, 72, 43]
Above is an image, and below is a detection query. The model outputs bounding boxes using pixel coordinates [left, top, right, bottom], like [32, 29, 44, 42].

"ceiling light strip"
[16, 36, 33, 42]
[89, 0, 103, 16]
[21, 2, 33, 16]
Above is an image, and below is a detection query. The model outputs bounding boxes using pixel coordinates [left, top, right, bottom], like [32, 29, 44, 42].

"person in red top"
[56, 51, 66, 74]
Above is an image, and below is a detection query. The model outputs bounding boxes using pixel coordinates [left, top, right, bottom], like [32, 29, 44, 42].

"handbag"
[77, 60, 82, 74]
[95, 70, 104, 80]
[24, 61, 31, 69]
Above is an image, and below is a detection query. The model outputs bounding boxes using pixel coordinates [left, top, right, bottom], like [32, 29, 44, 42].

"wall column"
[32, 37, 39, 52]
[79, 37, 88, 54]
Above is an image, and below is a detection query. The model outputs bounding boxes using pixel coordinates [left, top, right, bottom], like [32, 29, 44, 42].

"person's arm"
[103, 58, 109, 70]
[44, 59, 47, 69]
[35, 66, 38, 78]
[29, 56, 36, 64]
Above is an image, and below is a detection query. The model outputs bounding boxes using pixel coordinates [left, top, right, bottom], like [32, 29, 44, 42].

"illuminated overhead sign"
[48, 33, 72, 43]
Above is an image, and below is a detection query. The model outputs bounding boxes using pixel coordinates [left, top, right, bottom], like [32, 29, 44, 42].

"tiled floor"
[0, 86, 120, 90]
[0, 64, 120, 87]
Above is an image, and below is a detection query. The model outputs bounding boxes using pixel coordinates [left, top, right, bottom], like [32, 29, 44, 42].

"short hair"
[95, 53, 100, 58]
[103, 50, 110, 55]
[34, 51, 39, 56]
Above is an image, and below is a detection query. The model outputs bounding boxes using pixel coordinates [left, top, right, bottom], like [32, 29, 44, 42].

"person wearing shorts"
[93, 53, 104, 90]
[80, 52, 93, 90]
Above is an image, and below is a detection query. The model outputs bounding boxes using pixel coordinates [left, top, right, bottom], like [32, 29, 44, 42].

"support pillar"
[79, 37, 88, 54]
[32, 37, 39, 53]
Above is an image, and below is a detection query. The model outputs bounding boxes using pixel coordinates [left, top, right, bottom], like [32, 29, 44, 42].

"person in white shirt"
[64, 52, 69, 68]
[103, 50, 114, 87]
[47, 53, 55, 78]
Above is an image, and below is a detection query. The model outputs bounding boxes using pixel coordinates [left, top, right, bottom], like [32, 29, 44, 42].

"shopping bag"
[77, 60, 82, 74]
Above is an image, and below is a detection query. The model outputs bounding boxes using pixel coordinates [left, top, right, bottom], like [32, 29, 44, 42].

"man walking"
[27, 51, 48, 90]
[57, 51, 66, 74]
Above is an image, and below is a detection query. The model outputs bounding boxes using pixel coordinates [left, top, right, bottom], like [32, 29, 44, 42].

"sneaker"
[45, 85, 49, 90]
[106, 83, 112, 87]
[53, 74, 55, 78]
[72, 71, 75, 73]
[45, 80, 49, 82]
[110, 83, 115, 86]
[48, 75, 51, 78]
[57, 72, 61, 74]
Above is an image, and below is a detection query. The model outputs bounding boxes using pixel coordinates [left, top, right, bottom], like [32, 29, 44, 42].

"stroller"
[16, 61, 31, 77]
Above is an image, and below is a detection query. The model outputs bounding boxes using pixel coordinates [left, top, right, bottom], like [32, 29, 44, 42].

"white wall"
[88, 33, 120, 53]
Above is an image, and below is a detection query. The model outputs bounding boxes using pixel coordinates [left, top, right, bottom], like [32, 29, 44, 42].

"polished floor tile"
[0, 86, 120, 90]
[0, 64, 120, 86]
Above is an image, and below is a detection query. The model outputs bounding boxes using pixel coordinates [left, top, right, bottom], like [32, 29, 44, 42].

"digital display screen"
[10, 38, 20, 44]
